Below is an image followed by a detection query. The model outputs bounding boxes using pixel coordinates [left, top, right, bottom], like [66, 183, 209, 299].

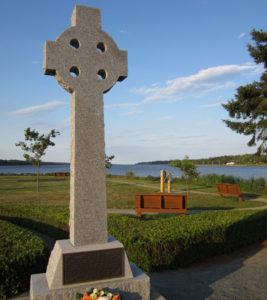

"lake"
[0, 163, 266, 180]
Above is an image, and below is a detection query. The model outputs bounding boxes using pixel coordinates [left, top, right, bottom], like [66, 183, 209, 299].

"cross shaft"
[43, 5, 127, 246]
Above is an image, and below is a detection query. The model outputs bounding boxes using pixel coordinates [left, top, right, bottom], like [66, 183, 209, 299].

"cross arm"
[117, 50, 128, 82]
[71, 5, 101, 29]
[43, 41, 58, 76]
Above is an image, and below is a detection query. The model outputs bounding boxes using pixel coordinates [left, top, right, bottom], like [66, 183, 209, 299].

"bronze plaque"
[63, 248, 123, 285]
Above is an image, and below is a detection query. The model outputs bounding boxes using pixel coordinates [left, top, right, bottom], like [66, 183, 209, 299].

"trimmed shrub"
[0, 220, 49, 299]
[0, 205, 69, 240]
[0, 205, 266, 273]
[108, 210, 267, 272]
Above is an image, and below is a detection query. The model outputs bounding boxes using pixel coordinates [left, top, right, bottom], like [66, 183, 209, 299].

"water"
[0, 163, 266, 180]
[0, 164, 70, 175]
[107, 164, 267, 180]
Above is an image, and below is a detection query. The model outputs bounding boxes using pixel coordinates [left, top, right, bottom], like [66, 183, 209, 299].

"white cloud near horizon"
[8, 101, 66, 117]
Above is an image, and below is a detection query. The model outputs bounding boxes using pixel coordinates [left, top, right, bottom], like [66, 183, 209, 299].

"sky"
[0, 0, 266, 164]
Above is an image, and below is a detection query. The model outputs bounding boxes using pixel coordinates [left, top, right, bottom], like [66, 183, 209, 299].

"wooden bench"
[54, 172, 68, 179]
[135, 193, 187, 217]
[216, 183, 245, 201]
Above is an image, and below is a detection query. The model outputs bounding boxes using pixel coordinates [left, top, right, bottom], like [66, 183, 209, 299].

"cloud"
[105, 63, 258, 109]
[200, 102, 222, 108]
[134, 64, 258, 104]
[120, 29, 130, 34]
[8, 101, 66, 117]
[238, 32, 246, 39]
[104, 102, 138, 109]
[198, 121, 209, 125]
[158, 115, 173, 121]
[120, 110, 144, 116]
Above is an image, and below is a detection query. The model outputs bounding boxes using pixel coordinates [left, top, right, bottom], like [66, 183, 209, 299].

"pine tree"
[222, 29, 267, 154]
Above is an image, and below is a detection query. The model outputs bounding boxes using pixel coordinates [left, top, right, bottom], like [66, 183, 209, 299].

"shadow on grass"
[17, 179, 68, 182]
[0, 215, 69, 240]
[187, 185, 213, 190]
[188, 206, 233, 210]
[0, 187, 28, 192]
[244, 193, 262, 200]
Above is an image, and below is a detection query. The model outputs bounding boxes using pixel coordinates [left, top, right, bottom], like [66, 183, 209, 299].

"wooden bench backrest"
[217, 183, 241, 194]
[54, 172, 68, 177]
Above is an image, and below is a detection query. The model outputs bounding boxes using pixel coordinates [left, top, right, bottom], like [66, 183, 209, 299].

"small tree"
[169, 155, 199, 196]
[105, 154, 114, 169]
[15, 128, 60, 192]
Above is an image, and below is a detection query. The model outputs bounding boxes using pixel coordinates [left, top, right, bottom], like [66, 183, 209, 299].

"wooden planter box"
[135, 193, 187, 217]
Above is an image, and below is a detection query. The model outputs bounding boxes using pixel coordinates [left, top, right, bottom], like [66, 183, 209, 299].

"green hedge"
[0, 220, 49, 299]
[0, 205, 69, 240]
[0, 205, 266, 273]
[108, 210, 267, 272]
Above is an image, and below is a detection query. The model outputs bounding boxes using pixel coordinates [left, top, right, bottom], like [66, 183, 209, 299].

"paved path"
[150, 240, 267, 300]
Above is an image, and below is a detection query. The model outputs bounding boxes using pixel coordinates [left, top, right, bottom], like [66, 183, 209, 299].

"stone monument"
[30, 5, 150, 299]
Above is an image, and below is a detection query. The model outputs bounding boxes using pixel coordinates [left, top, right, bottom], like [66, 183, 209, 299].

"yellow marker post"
[160, 170, 164, 193]
[167, 181, 172, 193]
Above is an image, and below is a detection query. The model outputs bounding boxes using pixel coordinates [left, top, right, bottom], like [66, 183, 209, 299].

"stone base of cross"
[31, 238, 150, 299]
[30, 5, 151, 300]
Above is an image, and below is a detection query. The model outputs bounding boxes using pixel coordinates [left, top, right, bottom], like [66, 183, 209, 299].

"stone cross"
[43, 5, 127, 246]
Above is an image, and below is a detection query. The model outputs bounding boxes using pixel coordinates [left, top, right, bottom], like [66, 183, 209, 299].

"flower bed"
[76, 288, 120, 300]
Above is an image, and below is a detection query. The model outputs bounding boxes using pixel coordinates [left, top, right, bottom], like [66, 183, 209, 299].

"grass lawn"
[0, 174, 266, 210]
[107, 175, 267, 198]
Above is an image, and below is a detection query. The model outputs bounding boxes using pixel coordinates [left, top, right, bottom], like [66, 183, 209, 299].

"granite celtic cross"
[44, 5, 127, 246]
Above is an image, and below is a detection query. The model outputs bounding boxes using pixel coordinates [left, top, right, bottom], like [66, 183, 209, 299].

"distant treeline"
[137, 160, 171, 165]
[0, 159, 68, 166]
[137, 154, 267, 165]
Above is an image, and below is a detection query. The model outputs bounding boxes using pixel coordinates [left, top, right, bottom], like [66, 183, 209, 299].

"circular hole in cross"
[70, 39, 80, 49]
[70, 66, 79, 77]
[97, 69, 107, 80]
[97, 42, 106, 53]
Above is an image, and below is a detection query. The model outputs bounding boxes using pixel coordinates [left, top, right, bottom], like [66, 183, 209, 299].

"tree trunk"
[187, 176, 191, 199]
[37, 164, 40, 192]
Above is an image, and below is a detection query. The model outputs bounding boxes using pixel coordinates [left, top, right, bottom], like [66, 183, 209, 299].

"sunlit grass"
[0, 174, 265, 210]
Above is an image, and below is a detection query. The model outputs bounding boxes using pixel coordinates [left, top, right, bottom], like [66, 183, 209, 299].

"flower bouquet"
[76, 288, 120, 300]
